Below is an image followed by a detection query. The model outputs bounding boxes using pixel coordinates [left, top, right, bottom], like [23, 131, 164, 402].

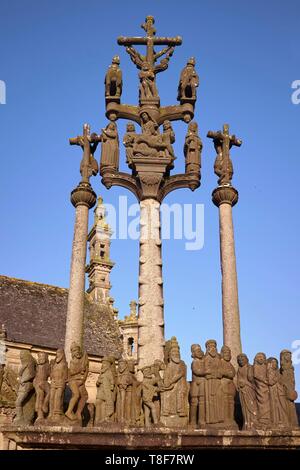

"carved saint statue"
[237, 353, 258, 430]
[184, 122, 202, 174]
[48, 349, 68, 422]
[123, 122, 137, 166]
[100, 122, 120, 173]
[65, 342, 89, 424]
[139, 62, 158, 100]
[33, 352, 50, 422]
[141, 365, 162, 426]
[280, 350, 299, 427]
[267, 357, 289, 427]
[162, 120, 175, 159]
[95, 357, 116, 425]
[14, 350, 36, 425]
[105, 55, 122, 98]
[189, 344, 205, 427]
[177, 57, 199, 101]
[253, 352, 271, 428]
[220, 346, 237, 428]
[160, 340, 188, 425]
[203, 340, 223, 426]
[116, 359, 133, 424]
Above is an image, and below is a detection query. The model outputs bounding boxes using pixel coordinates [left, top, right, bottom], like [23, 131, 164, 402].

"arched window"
[127, 337, 134, 356]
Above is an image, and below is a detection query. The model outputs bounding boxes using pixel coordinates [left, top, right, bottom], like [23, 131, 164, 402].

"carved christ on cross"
[207, 124, 242, 186]
[117, 15, 182, 72]
[69, 124, 101, 184]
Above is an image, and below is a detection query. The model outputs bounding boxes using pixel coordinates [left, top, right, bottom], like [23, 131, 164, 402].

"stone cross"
[65, 124, 98, 360]
[209, 125, 243, 367]
[207, 124, 242, 185]
[69, 123, 100, 184]
[118, 15, 182, 69]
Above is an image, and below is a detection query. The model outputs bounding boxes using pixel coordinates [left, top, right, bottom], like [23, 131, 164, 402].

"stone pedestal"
[65, 183, 96, 360]
[2, 425, 300, 450]
[212, 185, 242, 367]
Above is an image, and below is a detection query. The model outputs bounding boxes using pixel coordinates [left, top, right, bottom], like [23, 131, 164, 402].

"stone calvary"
[0, 16, 299, 450]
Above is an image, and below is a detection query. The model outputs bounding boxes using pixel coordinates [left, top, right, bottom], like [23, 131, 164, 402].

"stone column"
[65, 182, 97, 360]
[138, 198, 164, 368]
[212, 185, 242, 367]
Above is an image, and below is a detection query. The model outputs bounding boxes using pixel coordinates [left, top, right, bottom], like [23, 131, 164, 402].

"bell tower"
[86, 197, 114, 303]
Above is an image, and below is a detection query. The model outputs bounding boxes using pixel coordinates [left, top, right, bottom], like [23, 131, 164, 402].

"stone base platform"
[1, 425, 300, 450]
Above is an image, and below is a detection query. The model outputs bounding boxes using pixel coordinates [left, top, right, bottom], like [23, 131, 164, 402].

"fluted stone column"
[138, 199, 164, 369]
[212, 185, 242, 367]
[65, 182, 96, 360]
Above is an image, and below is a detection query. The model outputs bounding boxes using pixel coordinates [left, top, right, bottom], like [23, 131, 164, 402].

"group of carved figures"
[105, 55, 199, 103]
[9, 338, 299, 430]
[99, 117, 202, 177]
[191, 342, 298, 430]
[12, 343, 88, 426]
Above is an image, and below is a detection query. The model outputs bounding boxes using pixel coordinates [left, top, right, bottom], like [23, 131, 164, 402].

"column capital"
[70, 182, 97, 209]
[212, 185, 238, 208]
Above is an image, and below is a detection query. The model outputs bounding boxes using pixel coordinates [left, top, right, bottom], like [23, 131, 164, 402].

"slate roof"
[0, 275, 123, 358]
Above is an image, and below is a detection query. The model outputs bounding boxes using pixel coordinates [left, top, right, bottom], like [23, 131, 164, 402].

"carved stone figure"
[237, 354, 258, 430]
[162, 120, 175, 158]
[151, 359, 165, 422]
[220, 346, 237, 429]
[280, 350, 299, 427]
[105, 55, 122, 98]
[139, 62, 158, 100]
[65, 342, 89, 425]
[177, 57, 199, 101]
[95, 357, 116, 425]
[33, 352, 50, 422]
[14, 350, 36, 425]
[48, 349, 68, 422]
[120, 15, 181, 74]
[203, 340, 223, 426]
[0, 365, 18, 406]
[207, 124, 242, 186]
[267, 357, 289, 428]
[140, 111, 159, 135]
[189, 344, 205, 427]
[253, 352, 271, 428]
[69, 123, 100, 184]
[123, 122, 137, 166]
[184, 122, 202, 174]
[160, 339, 188, 426]
[127, 360, 141, 425]
[116, 359, 133, 424]
[141, 365, 162, 426]
[133, 122, 169, 160]
[100, 122, 120, 173]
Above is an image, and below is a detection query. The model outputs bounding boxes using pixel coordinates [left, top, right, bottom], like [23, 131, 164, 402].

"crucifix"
[117, 15, 182, 70]
[69, 123, 101, 184]
[207, 124, 242, 185]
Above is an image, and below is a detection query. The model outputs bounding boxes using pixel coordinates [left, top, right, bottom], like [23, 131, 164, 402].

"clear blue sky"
[1, 0, 300, 388]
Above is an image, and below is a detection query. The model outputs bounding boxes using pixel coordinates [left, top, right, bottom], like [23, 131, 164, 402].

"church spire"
[86, 196, 114, 303]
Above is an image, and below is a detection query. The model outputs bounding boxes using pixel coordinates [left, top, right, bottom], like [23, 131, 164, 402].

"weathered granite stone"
[65, 343, 89, 426]
[33, 352, 50, 423]
[14, 351, 36, 426]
